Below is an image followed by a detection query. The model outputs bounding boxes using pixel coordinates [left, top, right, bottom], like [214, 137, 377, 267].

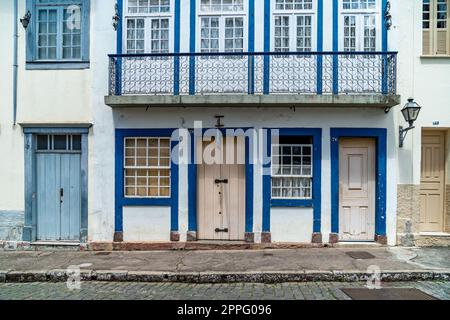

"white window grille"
[275, 0, 313, 10]
[200, 0, 244, 12]
[342, 0, 376, 10]
[124, 137, 171, 198]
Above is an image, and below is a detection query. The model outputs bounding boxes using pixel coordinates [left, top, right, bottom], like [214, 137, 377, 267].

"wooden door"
[420, 131, 446, 232]
[197, 136, 246, 240]
[339, 138, 376, 241]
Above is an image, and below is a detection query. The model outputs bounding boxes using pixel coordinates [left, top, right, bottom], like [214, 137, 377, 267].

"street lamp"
[20, 11, 31, 29]
[399, 98, 422, 147]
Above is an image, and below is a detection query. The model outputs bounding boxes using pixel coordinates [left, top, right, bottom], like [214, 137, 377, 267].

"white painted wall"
[271, 208, 313, 243]
[123, 206, 171, 242]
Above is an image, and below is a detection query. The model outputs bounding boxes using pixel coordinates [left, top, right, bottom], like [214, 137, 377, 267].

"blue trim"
[187, 128, 255, 235]
[116, 0, 124, 95]
[332, 0, 339, 94]
[262, 131, 271, 232]
[263, 0, 271, 94]
[189, 0, 196, 95]
[262, 128, 322, 233]
[23, 127, 90, 134]
[115, 129, 179, 234]
[174, 0, 181, 95]
[330, 128, 387, 238]
[381, 0, 388, 94]
[248, 0, 255, 94]
[317, 0, 323, 94]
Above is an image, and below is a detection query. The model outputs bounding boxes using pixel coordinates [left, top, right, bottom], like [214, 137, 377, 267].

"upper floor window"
[272, 0, 315, 52]
[340, 0, 380, 52]
[423, 0, 449, 55]
[198, 0, 246, 52]
[26, 0, 90, 69]
[200, 0, 244, 12]
[124, 0, 173, 53]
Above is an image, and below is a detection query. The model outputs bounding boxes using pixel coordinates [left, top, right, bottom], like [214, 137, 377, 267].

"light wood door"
[197, 136, 246, 240]
[420, 131, 446, 232]
[339, 138, 376, 241]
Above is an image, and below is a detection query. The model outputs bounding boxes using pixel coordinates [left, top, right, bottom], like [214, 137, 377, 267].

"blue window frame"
[26, 0, 90, 69]
[262, 128, 322, 233]
[115, 129, 180, 235]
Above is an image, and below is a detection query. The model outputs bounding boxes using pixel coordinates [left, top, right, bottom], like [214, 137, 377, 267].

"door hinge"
[215, 228, 229, 233]
[215, 179, 228, 184]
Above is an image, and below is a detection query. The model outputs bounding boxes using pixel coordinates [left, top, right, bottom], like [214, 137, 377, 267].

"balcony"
[105, 52, 400, 109]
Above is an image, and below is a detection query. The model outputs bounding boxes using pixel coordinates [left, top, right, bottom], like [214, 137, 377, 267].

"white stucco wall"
[271, 208, 313, 243]
[123, 206, 171, 242]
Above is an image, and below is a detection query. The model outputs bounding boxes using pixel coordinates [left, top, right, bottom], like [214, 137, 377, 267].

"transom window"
[124, 138, 171, 198]
[125, 0, 172, 53]
[271, 137, 313, 200]
[423, 0, 450, 55]
[200, 0, 244, 12]
[37, 135, 81, 152]
[343, 0, 376, 10]
[127, 0, 170, 13]
[275, 0, 313, 10]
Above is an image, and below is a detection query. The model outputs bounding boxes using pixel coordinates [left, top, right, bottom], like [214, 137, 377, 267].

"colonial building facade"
[0, 0, 448, 248]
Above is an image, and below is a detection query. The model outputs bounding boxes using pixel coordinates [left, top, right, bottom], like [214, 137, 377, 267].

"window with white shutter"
[423, 0, 450, 55]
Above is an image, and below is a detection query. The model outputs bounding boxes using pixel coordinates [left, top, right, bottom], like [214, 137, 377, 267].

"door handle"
[60, 188, 64, 203]
[215, 179, 228, 184]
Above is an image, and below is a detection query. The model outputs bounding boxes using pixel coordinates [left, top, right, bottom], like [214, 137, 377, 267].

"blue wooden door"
[36, 152, 81, 241]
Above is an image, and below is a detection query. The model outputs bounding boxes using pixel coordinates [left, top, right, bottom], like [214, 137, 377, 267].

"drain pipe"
[13, 0, 18, 126]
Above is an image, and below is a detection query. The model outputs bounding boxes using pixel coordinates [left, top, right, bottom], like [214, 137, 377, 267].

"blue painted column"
[115, 0, 123, 96]
[381, 0, 389, 94]
[316, 0, 324, 94]
[263, 0, 270, 94]
[174, 0, 181, 95]
[188, 130, 198, 233]
[332, 0, 339, 94]
[248, 0, 255, 94]
[189, 0, 196, 95]
[262, 131, 271, 232]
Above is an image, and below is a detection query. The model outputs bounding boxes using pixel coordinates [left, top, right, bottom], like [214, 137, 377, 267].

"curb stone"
[1, 270, 450, 283]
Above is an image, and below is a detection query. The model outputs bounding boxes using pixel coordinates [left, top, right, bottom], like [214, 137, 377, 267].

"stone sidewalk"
[0, 247, 449, 283]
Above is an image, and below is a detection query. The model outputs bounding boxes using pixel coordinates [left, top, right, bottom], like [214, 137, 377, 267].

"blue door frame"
[330, 128, 387, 239]
[188, 128, 254, 238]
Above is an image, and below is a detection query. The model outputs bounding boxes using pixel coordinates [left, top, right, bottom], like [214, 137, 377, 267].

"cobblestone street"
[0, 281, 449, 300]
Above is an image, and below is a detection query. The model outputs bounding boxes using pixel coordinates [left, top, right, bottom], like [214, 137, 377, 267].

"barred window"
[124, 137, 171, 198]
[275, 0, 313, 10]
[128, 0, 170, 14]
[342, 0, 376, 10]
[200, 0, 244, 12]
[271, 137, 313, 200]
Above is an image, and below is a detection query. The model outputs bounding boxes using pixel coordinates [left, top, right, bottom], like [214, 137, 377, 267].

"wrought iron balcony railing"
[108, 52, 397, 96]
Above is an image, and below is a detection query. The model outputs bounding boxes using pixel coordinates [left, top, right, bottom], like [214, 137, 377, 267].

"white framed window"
[124, 0, 173, 53]
[272, 0, 316, 52]
[124, 137, 171, 198]
[340, 0, 380, 51]
[197, 0, 247, 52]
[423, 0, 450, 55]
[271, 137, 313, 200]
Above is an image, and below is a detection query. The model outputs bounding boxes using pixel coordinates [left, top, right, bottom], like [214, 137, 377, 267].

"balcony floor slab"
[105, 94, 401, 109]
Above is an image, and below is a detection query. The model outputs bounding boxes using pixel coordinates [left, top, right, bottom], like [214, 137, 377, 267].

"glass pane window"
[274, 16, 290, 52]
[343, 0, 376, 10]
[124, 137, 171, 198]
[200, 17, 220, 52]
[37, 9, 58, 60]
[151, 18, 169, 53]
[275, 0, 313, 10]
[437, 0, 448, 29]
[126, 18, 145, 53]
[423, 0, 431, 29]
[200, 0, 244, 12]
[128, 0, 170, 13]
[62, 7, 82, 59]
[296, 15, 312, 51]
[363, 15, 376, 51]
[36, 135, 82, 151]
[343, 15, 357, 52]
[271, 139, 313, 200]
[224, 17, 244, 52]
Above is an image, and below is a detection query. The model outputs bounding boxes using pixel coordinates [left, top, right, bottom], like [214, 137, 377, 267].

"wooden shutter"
[423, 29, 433, 55]
[436, 29, 448, 54]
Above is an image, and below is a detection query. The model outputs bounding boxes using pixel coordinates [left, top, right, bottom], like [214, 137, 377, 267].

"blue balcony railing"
[108, 52, 397, 96]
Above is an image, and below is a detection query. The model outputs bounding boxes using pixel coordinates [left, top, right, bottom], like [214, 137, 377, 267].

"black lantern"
[20, 11, 31, 29]
[399, 98, 422, 147]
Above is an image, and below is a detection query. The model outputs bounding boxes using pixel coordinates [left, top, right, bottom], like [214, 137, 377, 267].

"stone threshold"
[1, 269, 449, 284]
[419, 232, 450, 238]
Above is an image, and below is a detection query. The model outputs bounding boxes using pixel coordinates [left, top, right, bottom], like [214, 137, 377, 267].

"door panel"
[339, 138, 376, 241]
[197, 136, 246, 241]
[60, 154, 81, 240]
[420, 131, 445, 232]
[37, 154, 61, 241]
